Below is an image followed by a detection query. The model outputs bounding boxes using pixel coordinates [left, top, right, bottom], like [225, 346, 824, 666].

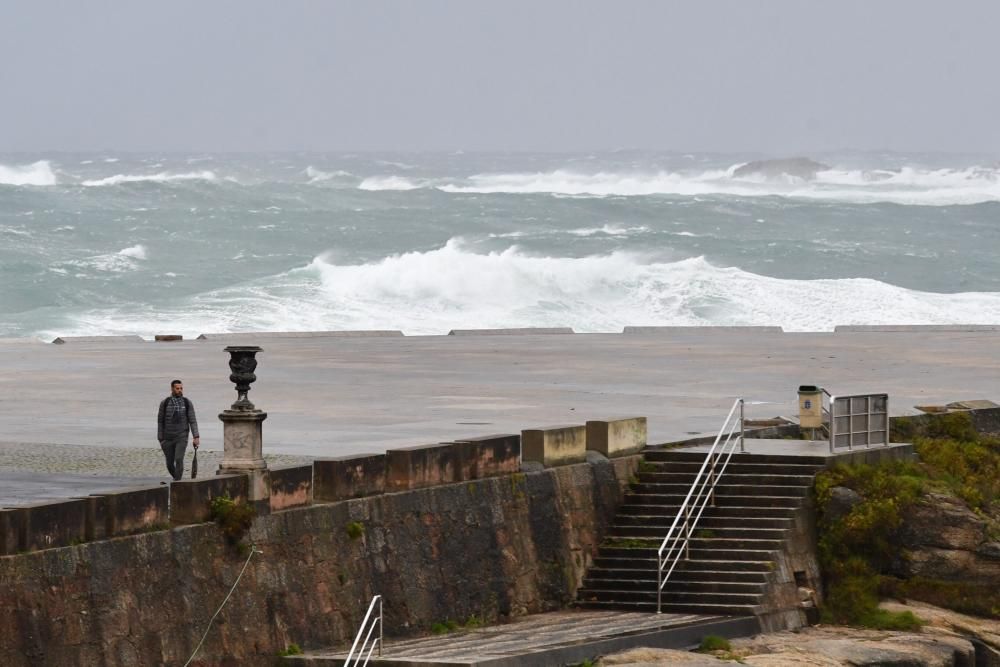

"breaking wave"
[425, 166, 1000, 205]
[81, 170, 219, 186]
[305, 166, 353, 183]
[49, 240, 1000, 337]
[0, 160, 58, 186]
[357, 175, 424, 191]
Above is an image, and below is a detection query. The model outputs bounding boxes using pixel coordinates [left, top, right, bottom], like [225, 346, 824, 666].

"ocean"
[1, 151, 998, 340]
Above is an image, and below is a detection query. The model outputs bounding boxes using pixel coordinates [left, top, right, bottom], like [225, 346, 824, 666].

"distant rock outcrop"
[732, 157, 831, 180]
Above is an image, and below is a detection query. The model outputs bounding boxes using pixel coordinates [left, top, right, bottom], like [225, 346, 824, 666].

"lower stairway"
[577, 448, 826, 616]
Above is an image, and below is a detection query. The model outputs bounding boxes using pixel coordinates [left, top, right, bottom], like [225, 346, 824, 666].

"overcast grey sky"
[1, 1, 997, 153]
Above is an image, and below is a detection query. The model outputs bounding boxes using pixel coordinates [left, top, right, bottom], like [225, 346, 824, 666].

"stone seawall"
[0, 455, 639, 666]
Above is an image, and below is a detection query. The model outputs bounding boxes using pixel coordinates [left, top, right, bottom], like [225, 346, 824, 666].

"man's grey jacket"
[157, 396, 200, 442]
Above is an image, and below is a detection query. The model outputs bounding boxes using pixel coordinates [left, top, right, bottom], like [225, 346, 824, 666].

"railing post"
[709, 455, 716, 508]
[828, 395, 836, 454]
[884, 394, 892, 447]
[657, 558, 662, 614]
[378, 596, 383, 657]
[683, 506, 690, 560]
[739, 398, 745, 453]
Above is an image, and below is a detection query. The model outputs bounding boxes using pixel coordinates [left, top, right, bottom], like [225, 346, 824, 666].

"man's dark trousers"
[161, 437, 188, 481]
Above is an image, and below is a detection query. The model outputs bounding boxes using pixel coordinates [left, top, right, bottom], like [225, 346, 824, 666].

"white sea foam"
[0, 160, 58, 186]
[50, 241, 1000, 337]
[117, 244, 147, 260]
[59, 245, 149, 274]
[432, 166, 1000, 205]
[305, 166, 353, 183]
[567, 224, 650, 237]
[357, 175, 424, 191]
[81, 170, 219, 187]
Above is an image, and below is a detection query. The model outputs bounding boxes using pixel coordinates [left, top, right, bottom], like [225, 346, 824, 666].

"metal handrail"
[656, 398, 744, 614]
[345, 595, 383, 667]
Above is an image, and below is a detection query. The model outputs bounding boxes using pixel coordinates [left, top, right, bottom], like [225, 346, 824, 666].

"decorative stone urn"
[218, 346, 269, 509]
[224, 345, 261, 410]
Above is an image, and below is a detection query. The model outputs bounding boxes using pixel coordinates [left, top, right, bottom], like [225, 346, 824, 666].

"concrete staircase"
[577, 449, 825, 616]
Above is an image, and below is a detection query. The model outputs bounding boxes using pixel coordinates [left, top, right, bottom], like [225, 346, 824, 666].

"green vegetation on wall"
[814, 412, 1000, 624]
[208, 493, 256, 547]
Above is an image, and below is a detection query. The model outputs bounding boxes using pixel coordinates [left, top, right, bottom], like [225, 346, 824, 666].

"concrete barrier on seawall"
[51, 335, 146, 344]
[623, 326, 784, 334]
[196, 330, 404, 341]
[447, 327, 574, 336]
[12, 499, 88, 551]
[386, 443, 458, 491]
[0, 508, 21, 555]
[314, 453, 386, 502]
[170, 474, 249, 525]
[449, 434, 521, 480]
[269, 464, 313, 511]
[85, 486, 169, 541]
[522, 424, 587, 467]
[834, 324, 1000, 333]
[586, 418, 647, 458]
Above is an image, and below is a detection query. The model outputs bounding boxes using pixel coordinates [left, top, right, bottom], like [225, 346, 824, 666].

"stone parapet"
[169, 474, 249, 525]
[314, 453, 386, 501]
[451, 434, 521, 480]
[522, 424, 587, 467]
[386, 443, 458, 491]
[0, 456, 638, 664]
[586, 418, 647, 458]
[269, 465, 313, 511]
[85, 486, 169, 540]
[11, 499, 88, 552]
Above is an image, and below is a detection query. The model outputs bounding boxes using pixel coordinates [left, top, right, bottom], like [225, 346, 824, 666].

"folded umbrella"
[191, 447, 199, 479]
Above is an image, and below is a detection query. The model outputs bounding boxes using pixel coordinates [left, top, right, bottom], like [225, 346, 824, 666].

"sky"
[1, 1, 998, 154]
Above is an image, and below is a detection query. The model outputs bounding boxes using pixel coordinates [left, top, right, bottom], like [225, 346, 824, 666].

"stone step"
[577, 588, 763, 606]
[607, 525, 789, 540]
[585, 567, 769, 584]
[592, 556, 774, 572]
[581, 577, 766, 595]
[624, 493, 803, 508]
[648, 461, 824, 476]
[618, 504, 799, 519]
[638, 472, 816, 486]
[576, 599, 759, 616]
[644, 450, 827, 465]
[631, 483, 809, 497]
[615, 514, 793, 530]
[597, 546, 776, 561]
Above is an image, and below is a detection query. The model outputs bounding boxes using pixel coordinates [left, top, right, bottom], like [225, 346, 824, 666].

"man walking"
[157, 379, 200, 481]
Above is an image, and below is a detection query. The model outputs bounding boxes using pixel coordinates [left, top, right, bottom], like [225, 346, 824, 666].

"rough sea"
[1, 151, 998, 340]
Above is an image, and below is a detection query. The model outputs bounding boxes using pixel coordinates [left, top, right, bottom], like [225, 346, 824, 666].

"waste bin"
[798, 385, 824, 428]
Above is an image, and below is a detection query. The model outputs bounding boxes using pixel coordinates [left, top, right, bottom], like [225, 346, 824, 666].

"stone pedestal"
[218, 409, 270, 511]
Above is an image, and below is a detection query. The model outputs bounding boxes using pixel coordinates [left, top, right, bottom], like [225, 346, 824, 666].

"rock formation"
[732, 157, 831, 180]
[896, 492, 1000, 586]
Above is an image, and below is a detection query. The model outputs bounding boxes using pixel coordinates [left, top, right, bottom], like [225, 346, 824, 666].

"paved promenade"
[1, 327, 997, 502]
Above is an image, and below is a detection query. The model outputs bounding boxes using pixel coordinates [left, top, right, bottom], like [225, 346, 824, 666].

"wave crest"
[357, 175, 424, 191]
[81, 170, 219, 187]
[431, 166, 1000, 205]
